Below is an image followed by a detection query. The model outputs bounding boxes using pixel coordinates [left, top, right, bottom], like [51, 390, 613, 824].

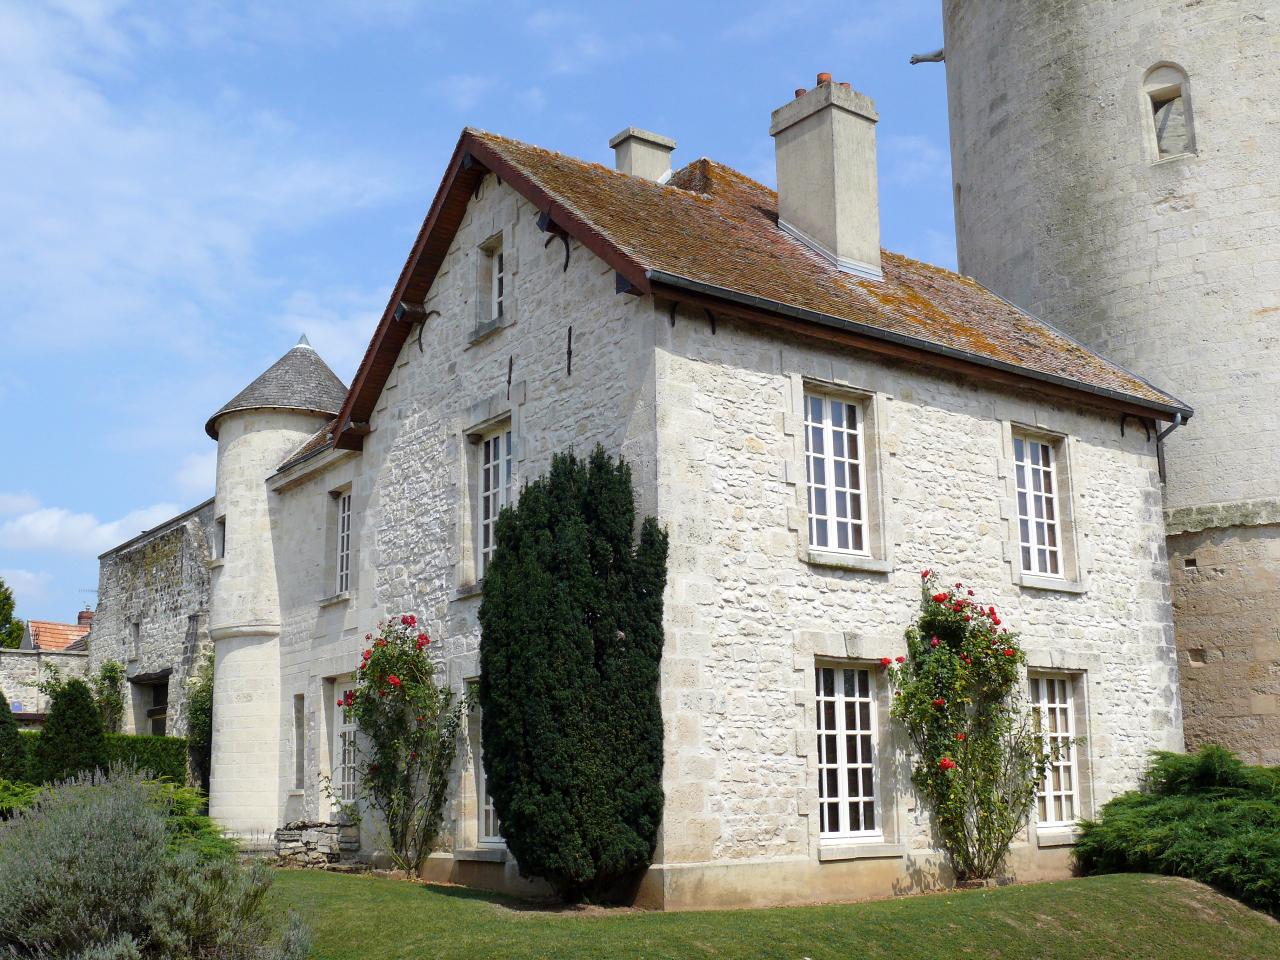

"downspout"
[1156, 413, 1184, 484]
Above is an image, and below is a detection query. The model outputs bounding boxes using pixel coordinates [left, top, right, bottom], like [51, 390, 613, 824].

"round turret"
[941, 0, 1280, 761]
[206, 336, 347, 839]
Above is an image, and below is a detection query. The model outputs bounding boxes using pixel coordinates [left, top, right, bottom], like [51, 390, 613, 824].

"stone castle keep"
[66, 0, 1276, 908]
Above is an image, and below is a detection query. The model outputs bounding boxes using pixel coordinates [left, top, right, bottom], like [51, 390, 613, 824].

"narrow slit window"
[336, 492, 352, 595]
[815, 664, 880, 840]
[1030, 673, 1080, 826]
[804, 393, 869, 555]
[1014, 435, 1061, 577]
[1144, 65, 1195, 159]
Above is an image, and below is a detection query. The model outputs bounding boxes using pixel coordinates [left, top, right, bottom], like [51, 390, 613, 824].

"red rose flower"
[967, 589, 974, 597]
[359, 662, 367, 671]
[336, 698, 344, 708]
[921, 569, 932, 579]
[932, 592, 949, 603]
[365, 634, 372, 640]
[939, 757, 957, 771]
[362, 649, 372, 660]
[955, 732, 967, 742]
[932, 697, 946, 708]
[930, 636, 940, 648]
[992, 617, 1001, 626]
[401, 614, 417, 627]
[375, 639, 386, 648]
[1003, 649, 1015, 657]
[388, 674, 401, 686]
[954, 582, 963, 589]
[963, 656, 972, 665]
[963, 615, 972, 622]
[880, 657, 892, 667]
[895, 655, 905, 664]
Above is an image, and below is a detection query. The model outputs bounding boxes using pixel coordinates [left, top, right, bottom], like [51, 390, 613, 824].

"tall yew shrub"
[33, 678, 108, 784]
[479, 446, 668, 902]
[0, 689, 26, 782]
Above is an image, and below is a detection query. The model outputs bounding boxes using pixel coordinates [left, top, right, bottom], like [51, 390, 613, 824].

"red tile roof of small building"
[326, 128, 1190, 452]
[28, 620, 90, 652]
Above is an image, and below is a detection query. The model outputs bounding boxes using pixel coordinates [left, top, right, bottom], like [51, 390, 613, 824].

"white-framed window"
[335, 491, 352, 594]
[480, 234, 505, 323]
[332, 681, 358, 806]
[804, 392, 869, 555]
[1014, 434, 1062, 577]
[477, 427, 513, 580]
[466, 681, 503, 846]
[214, 516, 227, 559]
[815, 663, 880, 840]
[1030, 673, 1079, 827]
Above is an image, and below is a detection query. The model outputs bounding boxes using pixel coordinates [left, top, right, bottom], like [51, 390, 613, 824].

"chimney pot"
[770, 79, 883, 280]
[78, 609, 94, 627]
[794, 88, 807, 99]
[608, 127, 676, 182]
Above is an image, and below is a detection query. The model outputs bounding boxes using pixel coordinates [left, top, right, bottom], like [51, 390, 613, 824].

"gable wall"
[269, 173, 657, 863]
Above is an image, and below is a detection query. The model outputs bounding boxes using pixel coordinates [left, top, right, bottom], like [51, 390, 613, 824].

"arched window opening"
[1144, 65, 1195, 159]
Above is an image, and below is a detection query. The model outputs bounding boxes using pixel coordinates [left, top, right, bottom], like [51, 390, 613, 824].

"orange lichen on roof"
[467, 130, 1182, 411]
[28, 620, 90, 651]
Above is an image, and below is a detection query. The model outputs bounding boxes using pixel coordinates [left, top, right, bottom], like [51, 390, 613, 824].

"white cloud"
[278, 286, 386, 384]
[523, 9, 614, 75]
[174, 451, 218, 500]
[0, 501, 183, 555]
[0, 494, 40, 516]
[431, 73, 498, 112]
[0, 2, 405, 352]
[0, 568, 53, 604]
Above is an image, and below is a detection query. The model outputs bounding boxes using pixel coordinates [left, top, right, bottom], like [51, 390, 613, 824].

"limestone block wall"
[646, 308, 1181, 906]
[90, 499, 215, 736]
[1169, 510, 1280, 764]
[269, 174, 656, 877]
[942, 0, 1280, 514]
[0, 649, 88, 717]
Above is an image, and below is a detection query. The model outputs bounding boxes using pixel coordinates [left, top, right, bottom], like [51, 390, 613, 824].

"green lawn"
[270, 869, 1279, 960]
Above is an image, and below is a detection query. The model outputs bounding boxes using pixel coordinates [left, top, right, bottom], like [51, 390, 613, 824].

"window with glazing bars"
[478, 428, 513, 579]
[815, 665, 879, 839]
[478, 743, 501, 844]
[490, 245, 505, 321]
[804, 393, 868, 554]
[333, 684, 358, 805]
[1030, 673, 1079, 826]
[336, 492, 352, 594]
[1014, 435, 1061, 576]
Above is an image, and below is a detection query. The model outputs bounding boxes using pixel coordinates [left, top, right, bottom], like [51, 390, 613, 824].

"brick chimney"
[609, 127, 676, 182]
[78, 608, 94, 627]
[770, 73, 882, 280]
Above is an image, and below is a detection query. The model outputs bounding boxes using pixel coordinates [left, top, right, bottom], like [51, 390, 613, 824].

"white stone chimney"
[770, 73, 882, 280]
[609, 127, 676, 182]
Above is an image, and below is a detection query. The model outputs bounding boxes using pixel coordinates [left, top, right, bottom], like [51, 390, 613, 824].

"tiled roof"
[206, 336, 348, 439]
[276, 418, 340, 472]
[28, 620, 90, 652]
[332, 129, 1187, 450]
[471, 130, 1186, 414]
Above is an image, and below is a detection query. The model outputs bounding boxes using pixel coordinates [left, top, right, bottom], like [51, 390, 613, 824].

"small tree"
[479, 446, 668, 902]
[887, 572, 1044, 882]
[0, 689, 27, 782]
[33, 678, 108, 784]
[0, 577, 24, 649]
[92, 661, 126, 733]
[334, 615, 463, 874]
[186, 653, 215, 791]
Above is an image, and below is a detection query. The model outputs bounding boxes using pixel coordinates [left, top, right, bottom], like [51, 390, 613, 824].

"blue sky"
[0, 0, 954, 622]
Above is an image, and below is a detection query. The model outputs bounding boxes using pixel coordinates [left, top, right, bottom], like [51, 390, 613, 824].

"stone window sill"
[319, 591, 351, 609]
[454, 846, 507, 863]
[1035, 825, 1080, 848]
[454, 581, 483, 601]
[207, 558, 226, 571]
[804, 549, 892, 575]
[468, 314, 515, 346]
[1017, 574, 1087, 595]
[817, 841, 904, 862]
[286, 789, 304, 798]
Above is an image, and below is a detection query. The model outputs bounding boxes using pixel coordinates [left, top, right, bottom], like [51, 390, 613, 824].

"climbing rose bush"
[887, 572, 1045, 881]
[335, 615, 464, 874]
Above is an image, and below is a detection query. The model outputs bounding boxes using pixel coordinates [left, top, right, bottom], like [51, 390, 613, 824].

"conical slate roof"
[205, 336, 349, 439]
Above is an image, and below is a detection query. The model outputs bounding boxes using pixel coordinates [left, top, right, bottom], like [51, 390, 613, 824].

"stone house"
[196, 76, 1189, 907]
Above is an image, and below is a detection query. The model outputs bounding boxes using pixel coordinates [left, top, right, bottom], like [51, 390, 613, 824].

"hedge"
[15, 730, 188, 784]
